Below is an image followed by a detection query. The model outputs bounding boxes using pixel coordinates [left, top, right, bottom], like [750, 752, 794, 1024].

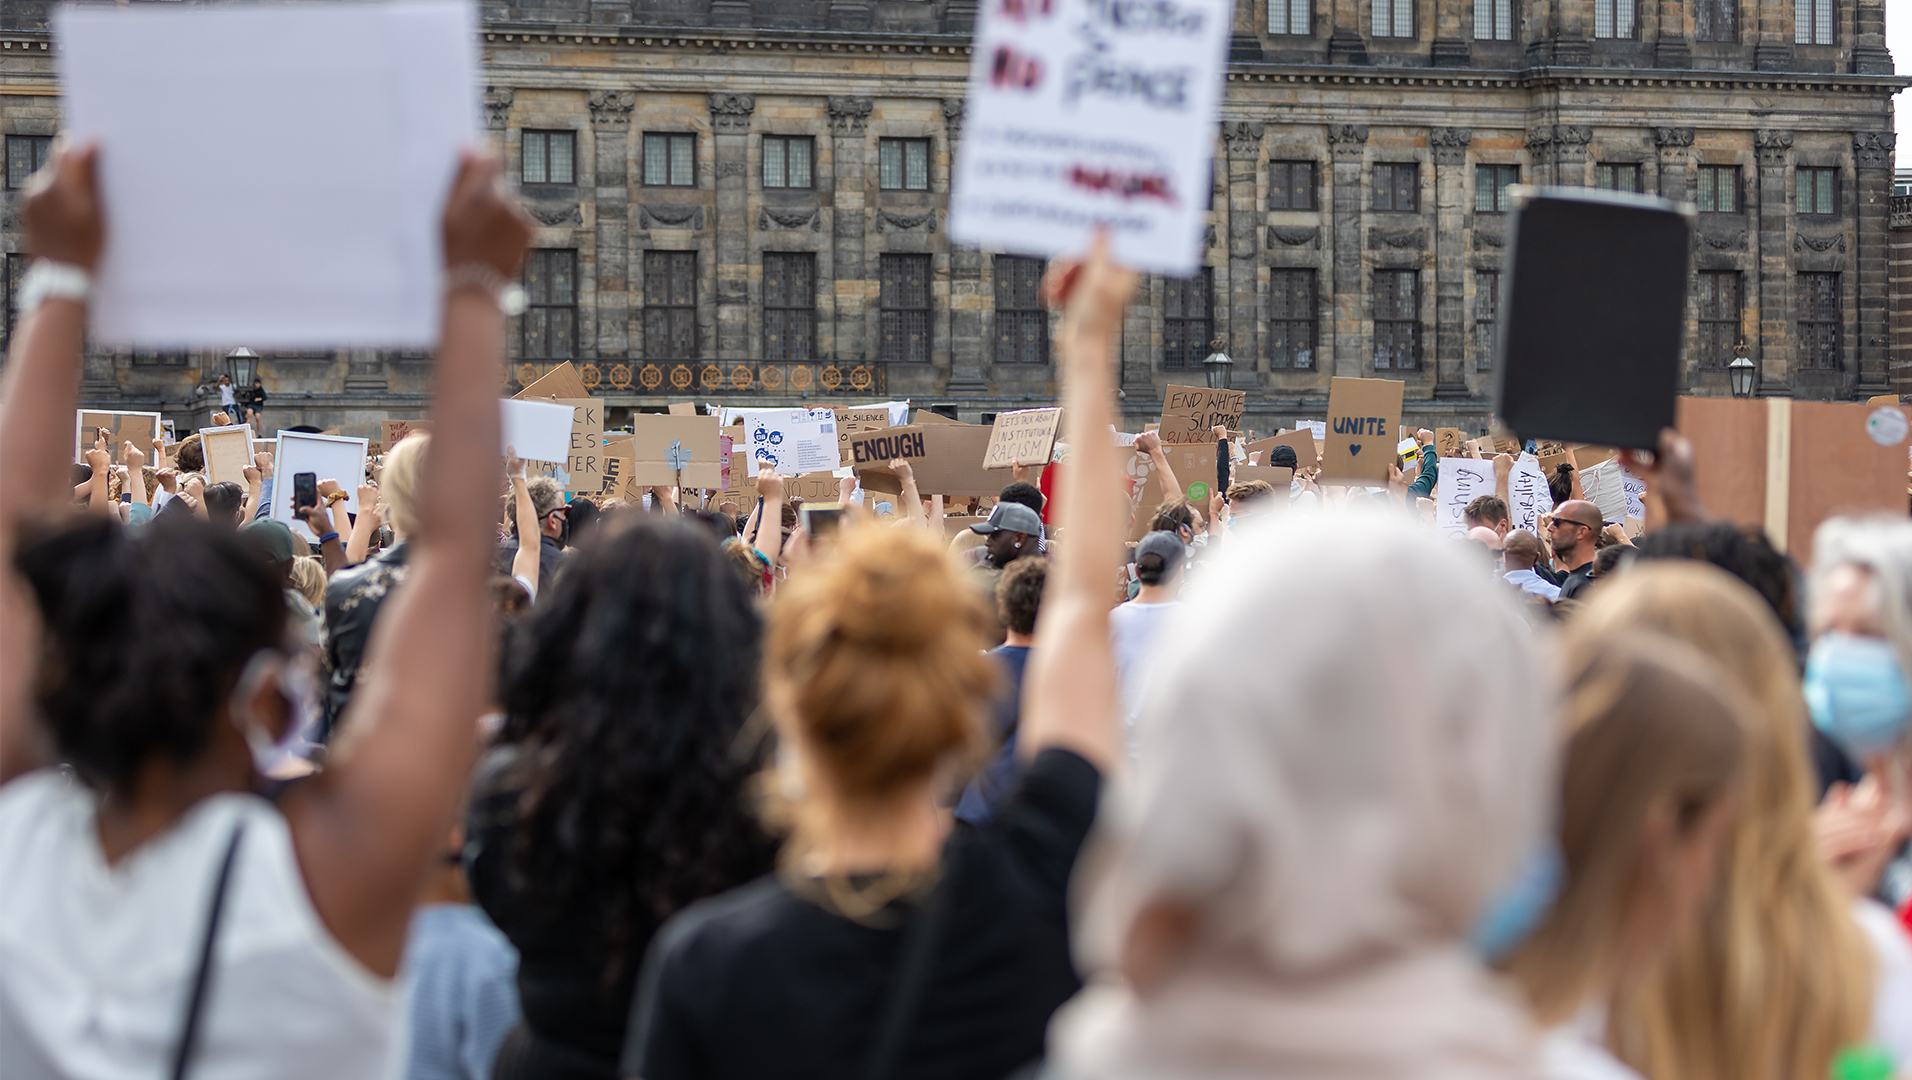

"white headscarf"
[1050, 509, 1556, 1080]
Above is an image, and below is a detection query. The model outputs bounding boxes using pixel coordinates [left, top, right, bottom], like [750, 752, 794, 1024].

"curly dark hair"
[14, 515, 285, 792]
[495, 515, 775, 974]
[1632, 522, 1801, 640]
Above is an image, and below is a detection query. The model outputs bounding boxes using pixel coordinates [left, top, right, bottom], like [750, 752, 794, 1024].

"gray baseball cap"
[970, 501, 1044, 537]
[1134, 529, 1188, 576]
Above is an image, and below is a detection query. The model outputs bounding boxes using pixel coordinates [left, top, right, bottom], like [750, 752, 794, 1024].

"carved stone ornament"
[1471, 230, 1504, 250]
[1653, 126, 1695, 148]
[588, 90, 637, 128]
[828, 96, 874, 136]
[1853, 131, 1896, 169]
[1269, 225, 1321, 248]
[1755, 129, 1794, 165]
[943, 98, 966, 142]
[1428, 127, 1472, 165]
[1368, 226, 1427, 250]
[708, 93, 756, 133]
[875, 209, 937, 233]
[1793, 231, 1846, 253]
[1551, 125, 1592, 163]
[485, 87, 514, 130]
[527, 203, 582, 227]
[758, 206, 822, 232]
[715, 160, 746, 179]
[639, 204, 705, 230]
[1205, 223, 1218, 249]
[1328, 123, 1369, 158]
[1222, 121, 1265, 159]
[1697, 228, 1747, 250]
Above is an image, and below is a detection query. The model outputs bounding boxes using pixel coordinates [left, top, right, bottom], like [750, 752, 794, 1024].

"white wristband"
[16, 260, 91, 318]
[445, 262, 527, 317]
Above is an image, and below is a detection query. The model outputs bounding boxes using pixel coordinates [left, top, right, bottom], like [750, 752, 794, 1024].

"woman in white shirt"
[0, 143, 531, 1079]
[217, 373, 238, 414]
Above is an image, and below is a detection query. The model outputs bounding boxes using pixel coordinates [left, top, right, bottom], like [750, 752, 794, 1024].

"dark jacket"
[1406, 444, 1438, 502]
[321, 541, 409, 740]
[496, 533, 565, 592]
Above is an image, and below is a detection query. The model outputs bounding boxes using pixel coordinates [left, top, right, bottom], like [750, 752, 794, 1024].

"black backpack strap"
[168, 820, 247, 1080]
[860, 848, 960, 1080]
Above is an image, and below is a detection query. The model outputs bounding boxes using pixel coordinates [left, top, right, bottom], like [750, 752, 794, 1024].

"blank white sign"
[500, 398, 574, 464]
[55, 1, 479, 348]
[272, 431, 368, 541]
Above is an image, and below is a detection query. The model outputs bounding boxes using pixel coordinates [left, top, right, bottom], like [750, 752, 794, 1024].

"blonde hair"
[1575, 561, 1872, 1080]
[380, 432, 427, 537]
[762, 525, 997, 863]
[1503, 635, 1747, 1025]
[288, 556, 327, 608]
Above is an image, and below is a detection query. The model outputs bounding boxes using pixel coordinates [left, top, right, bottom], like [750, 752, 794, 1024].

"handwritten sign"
[742, 407, 839, 475]
[835, 405, 894, 466]
[948, 0, 1233, 276]
[1436, 458, 1495, 540]
[1322, 377, 1403, 484]
[1508, 461, 1551, 533]
[1435, 427, 1462, 458]
[1157, 385, 1245, 445]
[984, 408, 1063, 469]
[530, 398, 602, 494]
[381, 419, 426, 449]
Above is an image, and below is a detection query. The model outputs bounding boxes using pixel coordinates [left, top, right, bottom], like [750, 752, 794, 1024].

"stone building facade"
[0, 0, 1902, 435]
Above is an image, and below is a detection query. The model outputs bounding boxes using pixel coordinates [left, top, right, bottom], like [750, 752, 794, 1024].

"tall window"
[1796, 167, 1838, 215]
[1795, 0, 1831, 43]
[1371, 0, 1412, 36]
[1474, 0, 1512, 39]
[1373, 163, 1419, 211]
[1269, 0, 1311, 33]
[879, 139, 931, 191]
[1163, 270, 1213, 369]
[1696, 0, 1736, 39]
[1798, 273, 1839, 369]
[1594, 163, 1644, 193]
[1269, 161, 1317, 210]
[521, 131, 576, 185]
[1594, 0, 1636, 37]
[1372, 270, 1420, 370]
[1269, 270, 1317, 370]
[762, 136, 814, 189]
[523, 249, 578, 360]
[1694, 272, 1740, 368]
[642, 133, 695, 187]
[2, 253, 26, 355]
[762, 253, 815, 362]
[994, 255, 1048, 365]
[643, 251, 697, 359]
[1697, 166, 1740, 212]
[1476, 164, 1518, 212]
[5, 135, 49, 189]
[1474, 270, 1500, 370]
[879, 254, 932, 363]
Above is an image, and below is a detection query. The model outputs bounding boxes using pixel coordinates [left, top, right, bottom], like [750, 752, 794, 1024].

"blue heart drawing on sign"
[1349, 444, 1363, 456]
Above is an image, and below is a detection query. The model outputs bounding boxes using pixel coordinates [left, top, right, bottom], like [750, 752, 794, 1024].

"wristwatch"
[16, 260, 91, 318]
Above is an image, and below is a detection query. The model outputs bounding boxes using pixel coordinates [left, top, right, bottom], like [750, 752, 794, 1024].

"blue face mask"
[1468, 842, 1563, 962]
[1805, 633, 1912, 760]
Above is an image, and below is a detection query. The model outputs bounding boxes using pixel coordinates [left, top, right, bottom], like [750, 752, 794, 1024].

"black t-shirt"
[1559, 562, 1595, 600]
[625, 748, 1101, 1080]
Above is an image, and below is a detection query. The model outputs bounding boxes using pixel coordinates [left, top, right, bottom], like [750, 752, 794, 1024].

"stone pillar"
[1524, 0, 1556, 63]
[1854, 131, 1895, 392]
[1329, 124, 1369, 378]
[1755, 129, 1793, 392]
[588, 90, 636, 359]
[1654, 0, 1690, 66]
[1431, 0, 1470, 66]
[1755, 0, 1792, 72]
[828, 2, 872, 30]
[944, 99, 987, 392]
[1653, 126, 1693, 201]
[1230, 0, 1264, 61]
[828, 96, 873, 363]
[709, 93, 754, 362]
[1552, 124, 1592, 187]
[1328, 0, 1368, 63]
[1223, 121, 1264, 386]
[1553, 0, 1590, 64]
[1851, 0, 1890, 72]
[1430, 127, 1471, 398]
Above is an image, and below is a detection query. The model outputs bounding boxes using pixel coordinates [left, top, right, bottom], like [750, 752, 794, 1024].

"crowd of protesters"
[4, 144, 1912, 1080]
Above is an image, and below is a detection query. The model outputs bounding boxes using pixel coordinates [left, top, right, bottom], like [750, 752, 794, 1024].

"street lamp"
[1727, 342, 1756, 399]
[1202, 335, 1233, 391]
[226, 347, 259, 389]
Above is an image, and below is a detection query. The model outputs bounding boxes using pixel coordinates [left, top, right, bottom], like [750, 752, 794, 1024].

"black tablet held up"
[1493, 187, 1695, 451]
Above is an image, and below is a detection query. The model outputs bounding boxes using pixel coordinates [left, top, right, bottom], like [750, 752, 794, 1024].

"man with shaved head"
[1546, 499, 1603, 600]
[1500, 529, 1561, 601]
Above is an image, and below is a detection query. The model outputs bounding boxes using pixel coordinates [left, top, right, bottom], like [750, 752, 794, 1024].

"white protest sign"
[1507, 461, 1551, 534]
[948, 0, 1232, 276]
[1435, 458, 1495, 541]
[741, 408, 839, 475]
[271, 430, 368, 541]
[1580, 458, 1627, 523]
[57, 0, 478, 347]
[1301, 420, 1327, 440]
[1622, 467, 1647, 521]
[500, 398, 575, 464]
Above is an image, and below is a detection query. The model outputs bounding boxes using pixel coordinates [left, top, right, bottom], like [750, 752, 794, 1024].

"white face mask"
[229, 649, 321, 776]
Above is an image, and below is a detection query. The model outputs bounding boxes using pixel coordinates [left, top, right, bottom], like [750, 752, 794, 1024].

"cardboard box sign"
[1435, 427, 1463, 458]
[199, 424, 254, 487]
[1495, 189, 1693, 450]
[1157, 386, 1246, 445]
[667, 401, 697, 416]
[835, 406, 894, 466]
[1246, 430, 1320, 471]
[381, 418, 427, 449]
[627, 413, 723, 489]
[514, 362, 591, 402]
[1322, 377, 1404, 484]
[599, 433, 639, 503]
[853, 424, 998, 497]
[847, 428, 927, 467]
[1124, 440, 1225, 541]
[984, 408, 1063, 470]
[531, 397, 602, 494]
[913, 409, 966, 426]
[75, 410, 162, 465]
[1676, 396, 1912, 563]
[1230, 465, 1293, 496]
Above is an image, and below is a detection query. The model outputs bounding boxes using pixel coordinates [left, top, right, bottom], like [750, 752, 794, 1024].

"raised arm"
[1135, 430, 1177, 510]
[283, 150, 531, 978]
[1019, 234, 1135, 775]
[506, 450, 540, 597]
[893, 458, 926, 527]
[0, 143, 101, 783]
[345, 482, 381, 567]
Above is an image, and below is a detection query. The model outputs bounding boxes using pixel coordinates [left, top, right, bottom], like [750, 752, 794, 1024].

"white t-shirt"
[1855, 898, 1912, 1067]
[219, 384, 238, 409]
[0, 770, 398, 1080]
[1539, 1006, 1642, 1080]
[1109, 600, 1182, 751]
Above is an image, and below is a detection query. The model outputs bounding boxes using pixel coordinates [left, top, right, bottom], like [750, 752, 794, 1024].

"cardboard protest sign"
[913, 410, 965, 426]
[629, 413, 723, 489]
[852, 424, 998, 497]
[1572, 444, 1617, 471]
[1246, 430, 1320, 472]
[1435, 428, 1463, 459]
[1231, 464, 1293, 495]
[199, 424, 254, 487]
[1157, 386, 1245, 446]
[75, 410, 162, 465]
[1322, 377, 1404, 484]
[271, 430, 366, 541]
[1123, 439, 1221, 540]
[598, 433, 639, 503]
[1495, 189, 1693, 449]
[741, 408, 839, 475]
[381, 418, 428, 449]
[514, 362, 591, 402]
[1435, 458, 1495, 540]
[948, 0, 1231, 276]
[984, 408, 1063, 469]
[835, 406, 894, 467]
[530, 398, 602, 493]
[1507, 460, 1551, 534]
[667, 401, 697, 416]
[57, 1, 477, 348]
[942, 515, 985, 540]
[499, 398, 573, 463]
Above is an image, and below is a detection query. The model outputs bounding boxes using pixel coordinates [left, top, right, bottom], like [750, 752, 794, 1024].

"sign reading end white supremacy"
[949, 0, 1232, 277]
[56, 1, 479, 348]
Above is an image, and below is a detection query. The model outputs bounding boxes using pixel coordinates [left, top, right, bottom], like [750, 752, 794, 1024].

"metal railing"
[511, 358, 889, 396]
